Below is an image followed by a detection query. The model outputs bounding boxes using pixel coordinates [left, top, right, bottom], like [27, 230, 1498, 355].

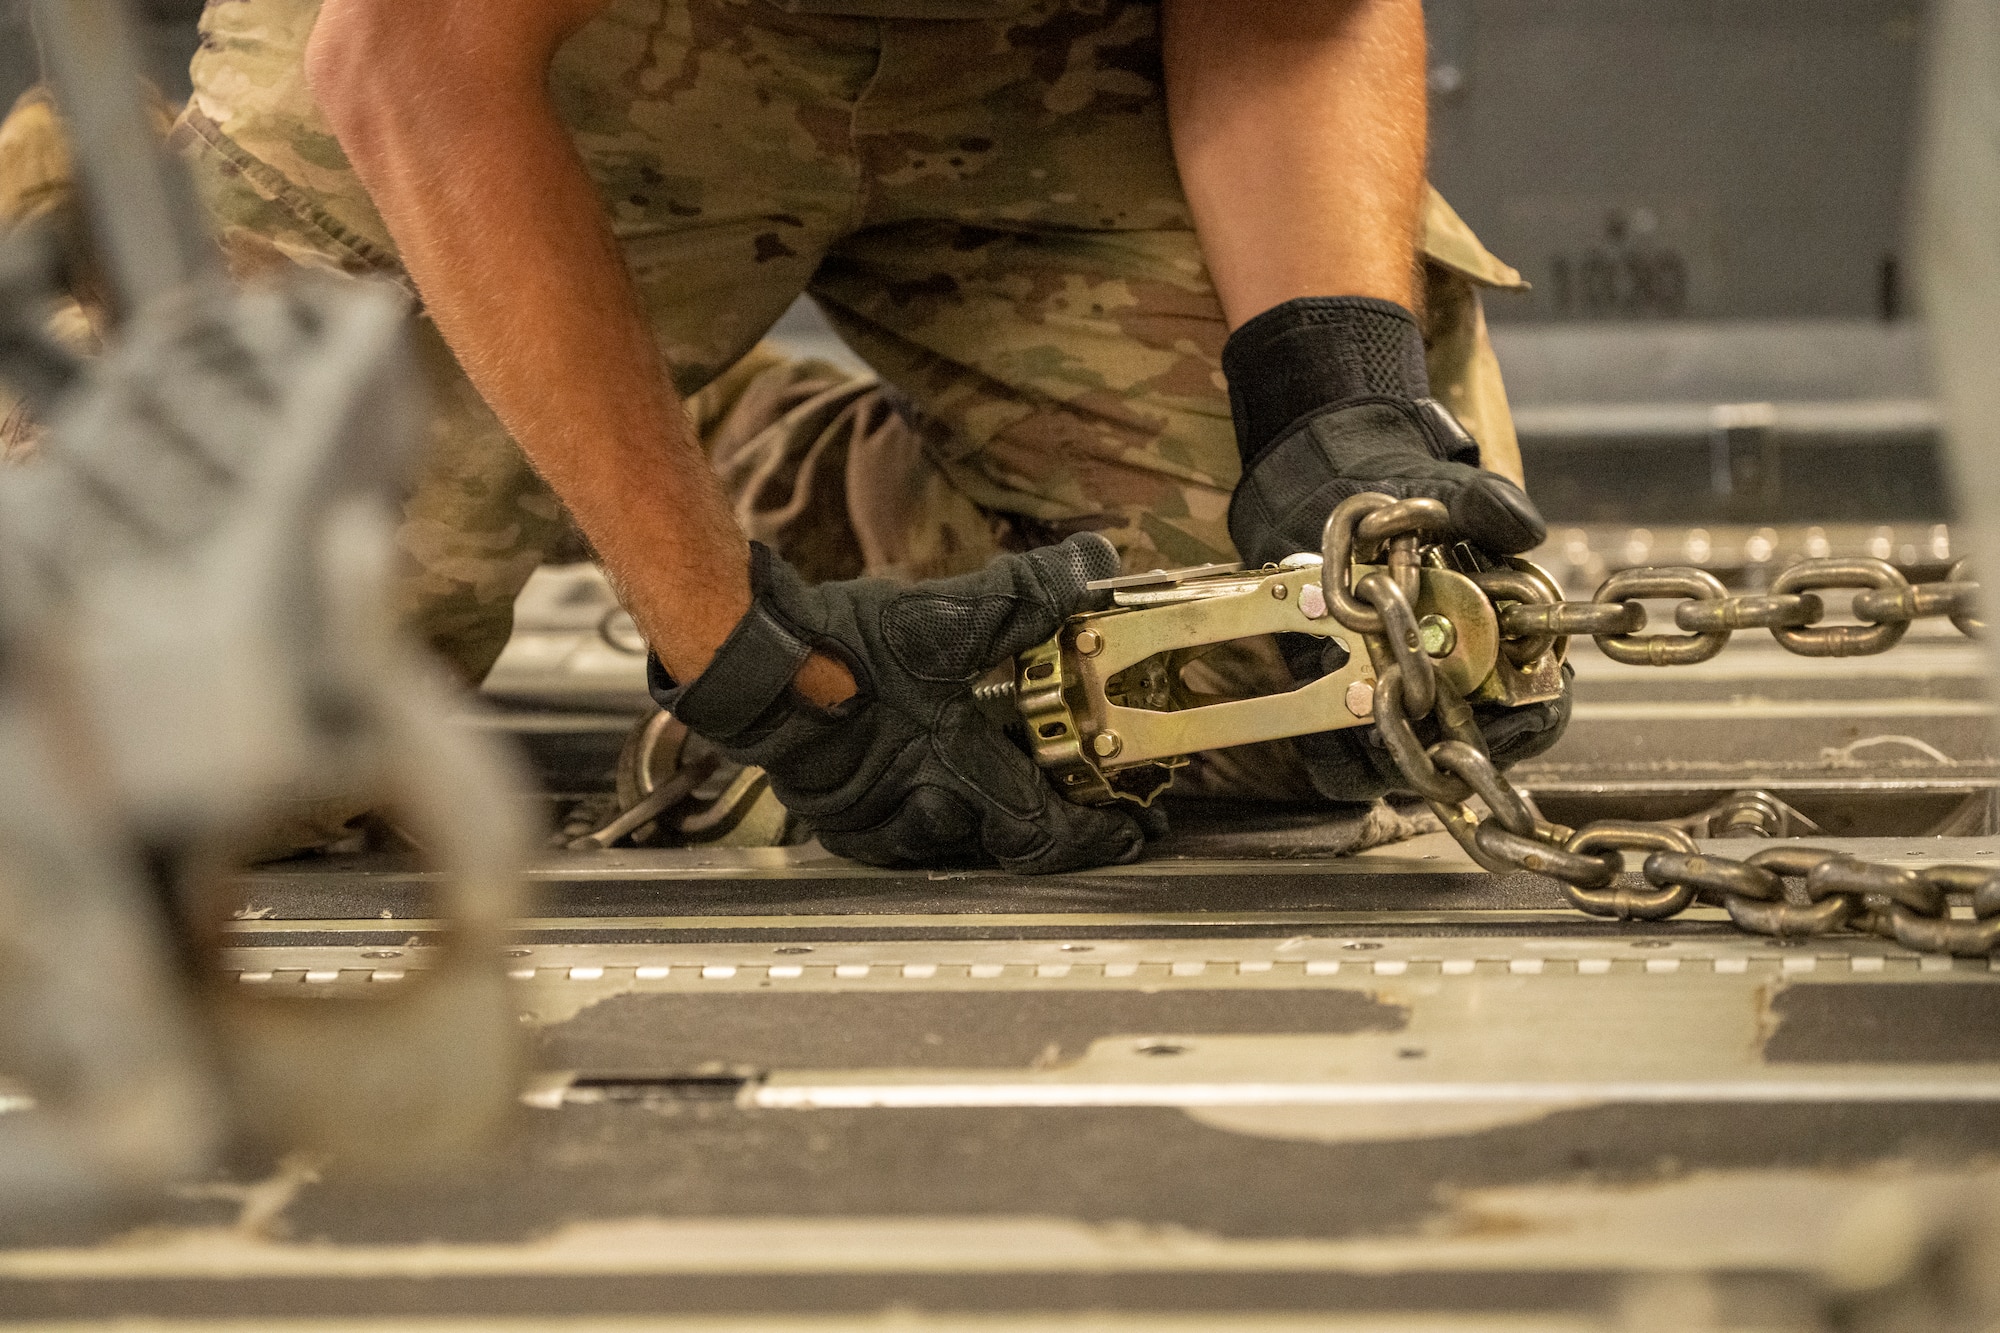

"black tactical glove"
[1222, 296, 1568, 801]
[649, 534, 1155, 873]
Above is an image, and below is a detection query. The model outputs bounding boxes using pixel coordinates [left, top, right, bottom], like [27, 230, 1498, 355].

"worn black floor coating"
[536, 987, 1410, 1072]
[6, 1102, 1996, 1303]
[230, 915, 1738, 950]
[1765, 982, 2000, 1063]
[233, 866, 1580, 922]
[209, 1101, 2000, 1248]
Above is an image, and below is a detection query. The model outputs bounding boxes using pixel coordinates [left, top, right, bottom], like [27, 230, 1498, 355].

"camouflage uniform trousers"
[14, 0, 1532, 846]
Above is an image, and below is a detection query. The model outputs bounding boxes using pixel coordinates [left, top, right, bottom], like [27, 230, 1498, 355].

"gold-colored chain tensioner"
[985, 504, 1567, 808]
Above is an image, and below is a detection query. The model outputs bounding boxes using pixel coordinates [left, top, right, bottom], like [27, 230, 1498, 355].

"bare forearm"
[1163, 0, 1429, 328]
[307, 1, 750, 684]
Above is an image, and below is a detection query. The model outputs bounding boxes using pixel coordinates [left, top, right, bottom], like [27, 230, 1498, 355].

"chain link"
[1524, 553, 1981, 664]
[1592, 567, 1732, 666]
[1475, 566, 1564, 666]
[1319, 497, 1999, 958]
[1358, 570, 1437, 719]
[1768, 558, 1912, 657]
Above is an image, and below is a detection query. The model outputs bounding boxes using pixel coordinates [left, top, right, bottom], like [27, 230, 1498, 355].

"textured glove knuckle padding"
[1043, 529, 1121, 591]
[881, 533, 1115, 682]
[884, 593, 1024, 681]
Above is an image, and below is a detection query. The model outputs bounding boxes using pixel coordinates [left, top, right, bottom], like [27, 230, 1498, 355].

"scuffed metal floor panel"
[5, 839, 1999, 1328]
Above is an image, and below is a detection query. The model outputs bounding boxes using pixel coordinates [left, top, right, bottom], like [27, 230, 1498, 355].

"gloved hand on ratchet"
[1222, 296, 1571, 801]
[650, 534, 1158, 872]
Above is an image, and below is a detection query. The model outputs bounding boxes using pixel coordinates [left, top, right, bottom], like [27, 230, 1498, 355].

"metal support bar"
[28, 0, 216, 319]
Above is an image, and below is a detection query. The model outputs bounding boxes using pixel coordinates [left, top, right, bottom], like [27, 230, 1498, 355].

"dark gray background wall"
[1427, 0, 1927, 322]
[2, 0, 201, 113]
[2, 0, 1929, 325]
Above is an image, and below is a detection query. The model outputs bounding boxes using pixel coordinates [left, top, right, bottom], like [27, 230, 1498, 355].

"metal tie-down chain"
[1322, 492, 1998, 957]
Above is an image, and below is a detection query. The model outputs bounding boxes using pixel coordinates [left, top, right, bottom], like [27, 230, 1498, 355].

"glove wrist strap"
[647, 543, 815, 741]
[1223, 296, 1430, 470]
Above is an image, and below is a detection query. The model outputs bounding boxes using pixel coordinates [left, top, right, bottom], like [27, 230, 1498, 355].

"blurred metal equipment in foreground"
[0, 0, 530, 1220]
[1917, 0, 2000, 694]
